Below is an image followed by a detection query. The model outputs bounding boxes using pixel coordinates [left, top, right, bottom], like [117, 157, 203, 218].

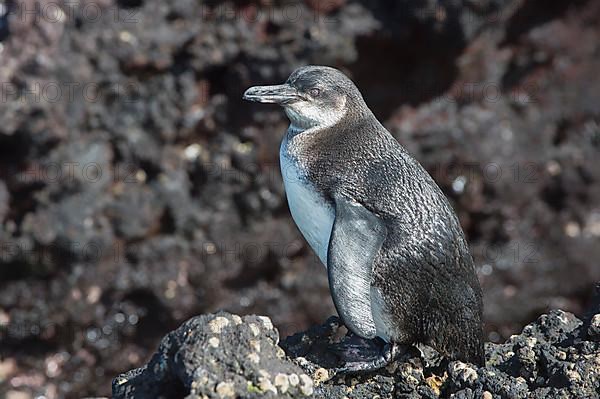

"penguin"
[243, 66, 484, 372]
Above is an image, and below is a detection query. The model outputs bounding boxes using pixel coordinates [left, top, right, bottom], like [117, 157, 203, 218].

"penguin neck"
[284, 105, 376, 146]
[283, 98, 356, 138]
[284, 109, 329, 137]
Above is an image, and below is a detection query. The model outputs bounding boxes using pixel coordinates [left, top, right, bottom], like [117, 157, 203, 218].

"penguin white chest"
[280, 140, 334, 267]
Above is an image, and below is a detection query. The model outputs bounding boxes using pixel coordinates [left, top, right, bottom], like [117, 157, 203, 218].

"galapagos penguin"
[243, 66, 484, 372]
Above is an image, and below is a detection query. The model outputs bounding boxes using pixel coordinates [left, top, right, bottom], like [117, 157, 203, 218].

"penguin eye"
[308, 88, 321, 97]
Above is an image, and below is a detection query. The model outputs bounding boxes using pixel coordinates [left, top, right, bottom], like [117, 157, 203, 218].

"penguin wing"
[327, 194, 387, 339]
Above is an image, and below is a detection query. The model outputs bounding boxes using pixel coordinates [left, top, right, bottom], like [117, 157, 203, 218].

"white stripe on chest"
[280, 132, 334, 267]
[279, 126, 392, 342]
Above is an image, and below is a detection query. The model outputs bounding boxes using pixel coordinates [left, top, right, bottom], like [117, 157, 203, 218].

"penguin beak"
[243, 84, 299, 104]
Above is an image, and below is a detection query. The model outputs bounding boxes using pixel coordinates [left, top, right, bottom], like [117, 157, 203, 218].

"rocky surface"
[113, 313, 314, 399]
[1, 0, 600, 397]
[114, 308, 600, 398]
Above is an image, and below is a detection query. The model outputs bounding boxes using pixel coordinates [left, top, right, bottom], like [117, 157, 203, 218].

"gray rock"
[114, 309, 600, 398]
[113, 312, 312, 399]
[106, 183, 165, 240]
[588, 314, 600, 342]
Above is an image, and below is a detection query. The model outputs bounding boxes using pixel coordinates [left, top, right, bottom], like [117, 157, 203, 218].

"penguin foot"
[328, 335, 404, 374]
[328, 334, 384, 362]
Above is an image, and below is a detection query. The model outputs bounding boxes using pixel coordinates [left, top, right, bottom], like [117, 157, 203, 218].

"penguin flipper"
[327, 195, 387, 339]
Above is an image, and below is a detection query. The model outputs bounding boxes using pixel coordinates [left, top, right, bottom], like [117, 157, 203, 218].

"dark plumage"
[244, 66, 484, 368]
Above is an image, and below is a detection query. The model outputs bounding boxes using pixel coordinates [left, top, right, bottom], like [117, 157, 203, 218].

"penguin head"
[243, 66, 368, 130]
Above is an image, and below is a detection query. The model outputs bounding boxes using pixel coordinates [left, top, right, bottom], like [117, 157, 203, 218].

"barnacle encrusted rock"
[112, 312, 307, 398]
[114, 310, 600, 398]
